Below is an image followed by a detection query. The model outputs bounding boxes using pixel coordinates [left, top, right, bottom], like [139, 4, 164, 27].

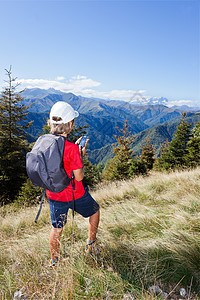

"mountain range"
[22, 88, 200, 165]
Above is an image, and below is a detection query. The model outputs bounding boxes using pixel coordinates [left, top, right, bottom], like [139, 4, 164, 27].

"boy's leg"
[71, 189, 100, 247]
[88, 209, 100, 242]
[48, 199, 69, 261]
[49, 227, 63, 260]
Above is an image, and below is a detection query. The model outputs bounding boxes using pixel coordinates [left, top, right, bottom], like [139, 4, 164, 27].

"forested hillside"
[22, 88, 200, 165]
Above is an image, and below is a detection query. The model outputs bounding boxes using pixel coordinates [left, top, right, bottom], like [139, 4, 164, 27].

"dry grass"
[1, 167, 200, 299]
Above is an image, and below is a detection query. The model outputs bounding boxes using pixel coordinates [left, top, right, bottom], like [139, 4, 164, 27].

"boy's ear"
[69, 120, 74, 129]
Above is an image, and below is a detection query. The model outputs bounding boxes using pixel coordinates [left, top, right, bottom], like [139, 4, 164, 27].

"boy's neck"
[60, 133, 68, 138]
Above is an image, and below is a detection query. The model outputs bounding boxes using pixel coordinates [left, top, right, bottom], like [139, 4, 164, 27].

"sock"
[51, 258, 58, 264]
[87, 240, 96, 245]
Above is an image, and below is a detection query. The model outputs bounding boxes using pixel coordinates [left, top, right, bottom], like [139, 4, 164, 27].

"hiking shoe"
[85, 240, 101, 255]
[49, 256, 69, 267]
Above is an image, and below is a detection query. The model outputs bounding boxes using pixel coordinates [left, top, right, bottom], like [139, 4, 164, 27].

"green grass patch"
[1, 168, 200, 299]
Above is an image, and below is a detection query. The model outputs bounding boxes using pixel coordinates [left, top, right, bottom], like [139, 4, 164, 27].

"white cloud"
[55, 76, 65, 81]
[18, 75, 143, 101]
[18, 75, 199, 107]
[167, 99, 198, 107]
[18, 75, 101, 95]
[72, 75, 87, 80]
[79, 88, 147, 102]
[19, 78, 68, 91]
[68, 76, 101, 89]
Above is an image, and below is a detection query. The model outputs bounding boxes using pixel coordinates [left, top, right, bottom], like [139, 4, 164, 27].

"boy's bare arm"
[73, 168, 84, 181]
[73, 136, 89, 181]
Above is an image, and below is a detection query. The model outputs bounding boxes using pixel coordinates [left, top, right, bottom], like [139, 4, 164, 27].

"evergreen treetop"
[0, 67, 32, 204]
[186, 121, 200, 167]
[104, 120, 135, 180]
[154, 113, 192, 170]
[140, 134, 155, 170]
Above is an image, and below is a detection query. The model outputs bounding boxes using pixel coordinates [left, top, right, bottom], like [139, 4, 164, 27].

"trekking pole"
[34, 189, 46, 223]
[70, 172, 75, 299]
[71, 171, 75, 238]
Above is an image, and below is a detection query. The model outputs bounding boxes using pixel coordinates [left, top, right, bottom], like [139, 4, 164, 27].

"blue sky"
[0, 0, 199, 106]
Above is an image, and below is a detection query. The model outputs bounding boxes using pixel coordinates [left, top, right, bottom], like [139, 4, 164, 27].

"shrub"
[15, 178, 43, 206]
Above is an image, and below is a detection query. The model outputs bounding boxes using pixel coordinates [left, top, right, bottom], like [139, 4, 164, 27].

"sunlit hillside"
[1, 168, 200, 299]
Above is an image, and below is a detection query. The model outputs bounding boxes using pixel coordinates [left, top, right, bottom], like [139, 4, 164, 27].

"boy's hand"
[75, 137, 82, 145]
[75, 137, 89, 157]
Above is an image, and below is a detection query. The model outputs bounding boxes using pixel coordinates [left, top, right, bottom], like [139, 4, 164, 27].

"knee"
[92, 208, 100, 220]
[51, 226, 63, 237]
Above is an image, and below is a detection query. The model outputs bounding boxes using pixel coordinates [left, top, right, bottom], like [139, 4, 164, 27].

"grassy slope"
[1, 168, 200, 299]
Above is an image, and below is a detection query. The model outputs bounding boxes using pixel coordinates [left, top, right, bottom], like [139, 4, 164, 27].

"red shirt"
[46, 140, 85, 202]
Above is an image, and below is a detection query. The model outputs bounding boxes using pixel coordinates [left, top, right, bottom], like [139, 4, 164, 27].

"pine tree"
[186, 121, 200, 167]
[15, 179, 43, 207]
[82, 156, 103, 187]
[0, 67, 32, 204]
[156, 113, 192, 170]
[128, 157, 147, 177]
[103, 120, 135, 180]
[154, 139, 171, 170]
[140, 136, 155, 170]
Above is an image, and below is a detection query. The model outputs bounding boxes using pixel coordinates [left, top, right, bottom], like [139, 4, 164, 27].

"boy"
[46, 101, 100, 265]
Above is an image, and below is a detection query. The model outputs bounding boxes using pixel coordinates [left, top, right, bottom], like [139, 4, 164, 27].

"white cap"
[50, 101, 79, 124]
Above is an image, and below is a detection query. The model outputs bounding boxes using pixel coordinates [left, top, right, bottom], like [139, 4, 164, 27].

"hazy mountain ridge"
[22, 88, 184, 129]
[171, 104, 200, 112]
[22, 88, 200, 164]
[88, 111, 200, 165]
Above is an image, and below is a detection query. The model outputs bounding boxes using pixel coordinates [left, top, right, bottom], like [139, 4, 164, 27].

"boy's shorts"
[48, 188, 99, 228]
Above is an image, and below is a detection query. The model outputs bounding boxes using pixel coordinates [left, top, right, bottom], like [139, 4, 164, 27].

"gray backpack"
[26, 134, 71, 193]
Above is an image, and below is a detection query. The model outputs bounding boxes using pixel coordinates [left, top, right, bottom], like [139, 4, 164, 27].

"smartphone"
[79, 136, 88, 147]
